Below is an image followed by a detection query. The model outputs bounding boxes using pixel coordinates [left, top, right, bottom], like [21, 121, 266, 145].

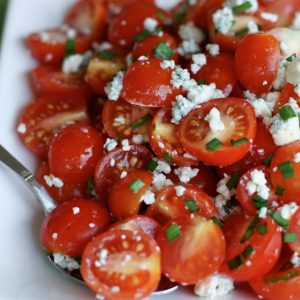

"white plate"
[0, 0, 257, 299]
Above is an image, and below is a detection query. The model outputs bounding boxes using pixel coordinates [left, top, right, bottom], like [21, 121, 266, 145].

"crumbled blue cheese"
[17, 123, 27, 133]
[175, 185, 186, 197]
[291, 252, 300, 267]
[212, 7, 234, 34]
[132, 134, 149, 144]
[93, 41, 113, 52]
[294, 152, 300, 163]
[226, 0, 258, 13]
[121, 139, 131, 151]
[191, 53, 207, 74]
[171, 95, 195, 124]
[286, 58, 300, 86]
[277, 202, 298, 220]
[245, 169, 270, 199]
[244, 91, 272, 118]
[143, 17, 158, 32]
[72, 207, 80, 215]
[291, 12, 300, 30]
[53, 253, 80, 271]
[171, 66, 192, 89]
[187, 83, 224, 104]
[174, 167, 199, 183]
[62, 54, 84, 74]
[114, 116, 126, 124]
[104, 138, 118, 152]
[89, 223, 96, 228]
[110, 158, 116, 167]
[260, 12, 278, 23]
[258, 207, 268, 219]
[52, 233, 58, 240]
[273, 60, 287, 90]
[137, 55, 149, 61]
[141, 190, 156, 205]
[160, 60, 176, 70]
[154, 158, 172, 174]
[104, 71, 124, 101]
[120, 171, 128, 179]
[152, 172, 173, 191]
[206, 44, 220, 56]
[216, 175, 236, 200]
[205, 108, 225, 132]
[177, 39, 200, 57]
[247, 20, 259, 33]
[43, 174, 64, 188]
[178, 22, 205, 44]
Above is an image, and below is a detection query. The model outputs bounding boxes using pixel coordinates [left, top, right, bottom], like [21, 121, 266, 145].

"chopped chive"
[166, 223, 181, 242]
[256, 223, 268, 235]
[223, 199, 238, 214]
[115, 137, 121, 143]
[275, 185, 285, 196]
[228, 255, 243, 270]
[146, 159, 159, 172]
[235, 27, 249, 36]
[263, 153, 274, 166]
[278, 161, 294, 179]
[87, 178, 95, 198]
[185, 199, 200, 212]
[198, 79, 206, 85]
[240, 215, 260, 243]
[206, 138, 223, 151]
[252, 195, 268, 208]
[284, 233, 298, 243]
[287, 53, 297, 62]
[226, 172, 240, 190]
[231, 138, 249, 147]
[131, 113, 152, 130]
[44, 251, 52, 256]
[64, 38, 75, 58]
[212, 216, 224, 228]
[156, 12, 172, 25]
[279, 105, 296, 121]
[135, 30, 150, 43]
[163, 152, 172, 164]
[173, 1, 189, 25]
[128, 178, 145, 193]
[242, 245, 254, 258]
[232, 1, 252, 14]
[99, 50, 116, 60]
[154, 42, 174, 59]
[265, 270, 299, 284]
[269, 211, 290, 230]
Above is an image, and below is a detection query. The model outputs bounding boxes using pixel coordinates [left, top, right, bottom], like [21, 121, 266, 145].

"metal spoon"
[0, 144, 178, 296]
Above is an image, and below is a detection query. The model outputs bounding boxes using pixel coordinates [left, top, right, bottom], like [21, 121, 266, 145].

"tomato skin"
[287, 208, 300, 253]
[270, 141, 300, 204]
[49, 124, 104, 184]
[107, 0, 154, 16]
[108, 170, 153, 219]
[157, 216, 225, 284]
[40, 198, 110, 257]
[122, 58, 180, 108]
[274, 83, 300, 114]
[235, 33, 280, 94]
[81, 229, 161, 300]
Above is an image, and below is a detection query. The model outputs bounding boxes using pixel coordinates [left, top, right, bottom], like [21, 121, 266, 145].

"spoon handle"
[0, 145, 57, 215]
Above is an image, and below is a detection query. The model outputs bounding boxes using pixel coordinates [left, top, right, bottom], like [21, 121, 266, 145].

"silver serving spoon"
[0, 144, 178, 296]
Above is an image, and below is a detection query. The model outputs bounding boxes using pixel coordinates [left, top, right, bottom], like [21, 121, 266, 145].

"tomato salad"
[17, 0, 300, 299]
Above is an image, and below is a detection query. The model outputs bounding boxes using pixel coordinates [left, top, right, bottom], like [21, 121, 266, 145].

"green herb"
[166, 223, 181, 242]
[206, 138, 223, 151]
[252, 195, 268, 208]
[44, 251, 52, 256]
[275, 185, 285, 196]
[287, 53, 297, 62]
[154, 42, 174, 59]
[131, 113, 152, 130]
[226, 172, 240, 190]
[242, 245, 254, 258]
[114, 137, 121, 143]
[269, 211, 290, 230]
[263, 153, 274, 166]
[232, 1, 252, 14]
[284, 233, 298, 243]
[279, 105, 296, 121]
[64, 38, 75, 58]
[198, 79, 206, 85]
[156, 12, 172, 25]
[265, 270, 299, 284]
[87, 178, 95, 197]
[146, 159, 159, 172]
[235, 27, 249, 36]
[240, 215, 260, 243]
[173, 1, 189, 25]
[134, 30, 150, 43]
[228, 255, 243, 270]
[185, 199, 200, 212]
[231, 138, 249, 147]
[212, 216, 224, 228]
[223, 199, 238, 214]
[99, 50, 116, 60]
[128, 178, 145, 193]
[163, 152, 172, 164]
[256, 223, 268, 235]
[278, 161, 294, 179]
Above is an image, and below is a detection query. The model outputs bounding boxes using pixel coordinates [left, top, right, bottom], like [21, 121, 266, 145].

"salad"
[16, 0, 300, 299]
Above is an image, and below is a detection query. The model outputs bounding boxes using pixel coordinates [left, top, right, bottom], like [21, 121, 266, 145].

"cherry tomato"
[146, 184, 217, 225]
[149, 109, 198, 166]
[122, 58, 180, 107]
[30, 65, 93, 98]
[109, 170, 153, 219]
[48, 124, 104, 184]
[81, 229, 161, 300]
[221, 213, 282, 281]
[17, 94, 89, 157]
[274, 83, 300, 114]
[179, 98, 257, 166]
[270, 141, 300, 203]
[40, 198, 110, 256]
[235, 33, 280, 94]
[287, 208, 300, 253]
[102, 99, 155, 140]
[157, 216, 225, 284]
[94, 145, 152, 202]
[107, 0, 154, 16]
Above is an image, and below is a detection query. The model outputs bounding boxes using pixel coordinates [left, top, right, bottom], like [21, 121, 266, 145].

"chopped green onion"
[240, 215, 260, 243]
[206, 138, 223, 151]
[64, 39, 75, 58]
[256, 223, 268, 235]
[232, 1, 252, 14]
[223, 199, 238, 215]
[154, 42, 174, 59]
[278, 161, 294, 179]
[166, 223, 181, 242]
[235, 27, 249, 36]
[228, 255, 243, 270]
[279, 105, 296, 121]
[284, 233, 298, 243]
[99, 50, 116, 60]
[185, 199, 200, 212]
[87, 178, 95, 198]
[156, 12, 172, 25]
[287, 53, 297, 62]
[231, 138, 249, 147]
[226, 172, 240, 190]
[163, 152, 172, 164]
[252, 195, 268, 208]
[135, 30, 150, 43]
[131, 113, 152, 130]
[173, 1, 189, 25]
[242, 245, 254, 258]
[265, 270, 299, 284]
[146, 159, 159, 172]
[128, 178, 145, 193]
[212, 216, 224, 228]
[44, 251, 52, 256]
[269, 211, 290, 230]
[275, 185, 285, 196]
[198, 79, 206, 85]
[263, 153, 274, 166]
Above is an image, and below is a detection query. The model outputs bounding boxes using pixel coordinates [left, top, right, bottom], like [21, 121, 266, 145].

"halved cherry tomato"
[48, 124, 104, 184]
[270, 141, 300, 203]
[81, 229, 161, 300]
[17, 94, 89, 157]
[40, 198, 110, 256]
[149, 109, 198, 166]
[107, 0, 154, 16]
[30, 65, 93, 98]
[221, 213, 282, 281]
[36, 161, 88, 204]
[179, 98, 257, 166]
[274, 83, 300, 114]
[109, 170, 153, 219]
[94, 145, 152, 202]
[122, 58, 181, 107]
[146, 184, 217, 225]
[287, 208, 300, 253]
[157, 216, 225, 284]
[235, 33, 280, 94]
[102, 99, 155, 140]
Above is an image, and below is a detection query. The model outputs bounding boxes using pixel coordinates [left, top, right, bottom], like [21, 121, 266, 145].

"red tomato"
[146, 184, 217, 225]
[64, 0, 107, 41]
[48, 124, 104, 184]
[17, 94, 89, 158]
[26, 29, 91, 65]
[274, 83, 300, 114]
[157, 216, 225, 284]
[270, 141, 300, 203]
[132, 32, 178, 62]
[179, 98, 257, 166]
[110, 215, 162, 239]
[193, 53, 236, 97]
[107, 0, 154, 16]
[94, 145, 152, 202]
[81, 229, 161, 300]
[287, 208, 300, 253]
[36, 162, 88, 204]
[235, 33, 280, 94]
[122, 58, 181, 107]
[109, 170, 153, 219]
[221, 213, 282, 281]
[149, 109, 198, 166]
[40, 198, 110, 256]
[30, 65, 93, 98]
[102, 99, 155, 140]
